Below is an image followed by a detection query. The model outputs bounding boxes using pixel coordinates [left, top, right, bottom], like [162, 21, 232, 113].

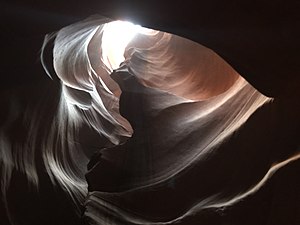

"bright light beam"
[101, 21, 154, 71]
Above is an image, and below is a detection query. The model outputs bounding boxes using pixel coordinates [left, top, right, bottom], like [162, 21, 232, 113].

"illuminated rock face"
[1, 12, 300, 225]
[51, 19, 273, 224]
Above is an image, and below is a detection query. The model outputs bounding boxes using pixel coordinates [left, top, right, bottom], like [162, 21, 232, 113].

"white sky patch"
[101, 20, 155, 71]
